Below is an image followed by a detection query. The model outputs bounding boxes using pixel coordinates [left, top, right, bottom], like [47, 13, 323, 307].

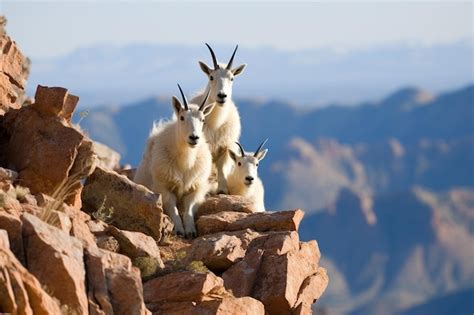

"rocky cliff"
[0, 18, 328, 314]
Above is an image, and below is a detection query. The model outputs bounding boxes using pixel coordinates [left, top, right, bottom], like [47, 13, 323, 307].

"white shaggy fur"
[135, 88, 215, 238]
[227, 141, 268, 212]
[190, 44, 246, 194]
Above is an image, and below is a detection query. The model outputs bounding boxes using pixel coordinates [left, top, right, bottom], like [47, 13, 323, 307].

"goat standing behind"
[190, 43, 246, 194]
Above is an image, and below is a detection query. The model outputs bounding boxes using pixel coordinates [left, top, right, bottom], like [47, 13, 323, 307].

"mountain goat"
[227, 139, 268, 212]
[134, 85, 214, 238]
[190, 43, 246, 194]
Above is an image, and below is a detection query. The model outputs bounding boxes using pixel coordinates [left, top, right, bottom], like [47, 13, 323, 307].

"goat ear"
[255, 149, 268, 161]
[172, 96, 182, 116]
[229, 149, 238, 162]
[199, 61, 212, 75]
[232, 64, 246, 76]
[201, 102, 215, 116]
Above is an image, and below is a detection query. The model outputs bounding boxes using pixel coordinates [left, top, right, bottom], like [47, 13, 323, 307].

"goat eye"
[210, 76, 214, 81]
[230, 77, 234, 81]
[238, 162, 241, 166]
[256, 163, 259, 167]
[180, 116, 184, 121]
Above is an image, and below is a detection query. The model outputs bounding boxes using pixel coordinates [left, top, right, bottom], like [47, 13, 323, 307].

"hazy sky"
[1, 1, 472, 58]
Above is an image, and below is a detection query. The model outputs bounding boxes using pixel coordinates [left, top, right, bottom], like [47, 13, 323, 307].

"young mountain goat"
[227, 139, 268, 212]
[134, 85, 214, 238]
[190, 43, 246, 194]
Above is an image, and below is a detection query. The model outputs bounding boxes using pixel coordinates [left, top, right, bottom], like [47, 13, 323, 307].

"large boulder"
[187, 229, 260, 271]
[143, 271, 225, 304]
[85, 246, 149, 315]
[196, 209, 304, 235]
[82, 166, 171, 241]
[293, 267, 329, 313]
[222, 249, 264, 297]
[252, 240, 321, 314]
[21, 213, 88, 314]
[107, 226, 162, 260]
[0, 85, 96, 207]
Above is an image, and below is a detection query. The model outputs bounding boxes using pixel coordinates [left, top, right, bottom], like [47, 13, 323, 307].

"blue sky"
[1, 1, 472, 58]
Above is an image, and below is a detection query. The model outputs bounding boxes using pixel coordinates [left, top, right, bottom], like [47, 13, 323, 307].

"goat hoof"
[217, 190, 228, 195]
[185, 231, 197, 239]
[173, 227, 185, 238]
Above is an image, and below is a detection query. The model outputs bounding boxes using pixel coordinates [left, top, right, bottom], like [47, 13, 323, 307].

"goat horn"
[205, 43, 219, 70]
[226, 45, 238, 70]
[200, 88, 211, 111]
[177, 84, 189, 111]
[235, 142, 245, 157]
[254, 138, 268, 157]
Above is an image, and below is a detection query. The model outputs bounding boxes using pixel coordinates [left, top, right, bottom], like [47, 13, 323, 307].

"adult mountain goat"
[190, 43, 246, 194]
[134, 85, 214, 238]
[227, 139, 268, 212]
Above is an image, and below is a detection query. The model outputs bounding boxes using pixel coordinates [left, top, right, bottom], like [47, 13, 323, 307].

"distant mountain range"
[28, 41, 473, 106]
[75, 84, 474, 315]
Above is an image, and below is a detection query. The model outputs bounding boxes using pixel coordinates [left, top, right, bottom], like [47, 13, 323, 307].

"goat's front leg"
[182, 188, 206, 238]
[215, 148, 229, 194]
[160, 189, 185, 237]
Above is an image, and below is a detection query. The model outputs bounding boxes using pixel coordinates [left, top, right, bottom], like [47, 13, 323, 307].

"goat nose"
[245, 176, 254, 182]
[189, 135, 199, 141]
[217, 92, 227, 99]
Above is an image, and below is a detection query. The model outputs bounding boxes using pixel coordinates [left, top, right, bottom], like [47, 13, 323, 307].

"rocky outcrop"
[22, 213, 88, 314]
[197, 209, 305, 235]
[85, 246, 149, 315]
[0, 245, 61, 315]
[0, 85, 96, 208]
[0, 17, 29, 115]
[0, 24, 328, 315]
[81, 166, 171, 242]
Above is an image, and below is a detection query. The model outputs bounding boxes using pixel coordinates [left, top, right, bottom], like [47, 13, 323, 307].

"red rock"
[197, 209, 305, 235]
[0, 229, 9, 248]
[143, 271, 225, 303]
[46, 210, 72, 233]
[0, 245, 61, 314]
[1, 98, 95, 199]
[252, 240, 321, 314]
[294, 267, 329, 310]
[152, 297, 265, 315]
[0, 35, 27, 88]
[87, 219, 109, 235]
[249, 231, 300, 256]
[22, 213, 88, 314]
[292, 302, 312, 315]
[197, 195, 257, 218]
[34, 85, 79, 120]
[82, 166, 170, 241]
[0, 26, 28, 115]
[187, 229, 260, 271]
[85, 246, 149, 315]
[222, 249, 264, 297]
[0, 211, 24, 263]
[70, 215, 97, 247]
[96, 235, 120, 252]
[107, 226, 164, 268]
